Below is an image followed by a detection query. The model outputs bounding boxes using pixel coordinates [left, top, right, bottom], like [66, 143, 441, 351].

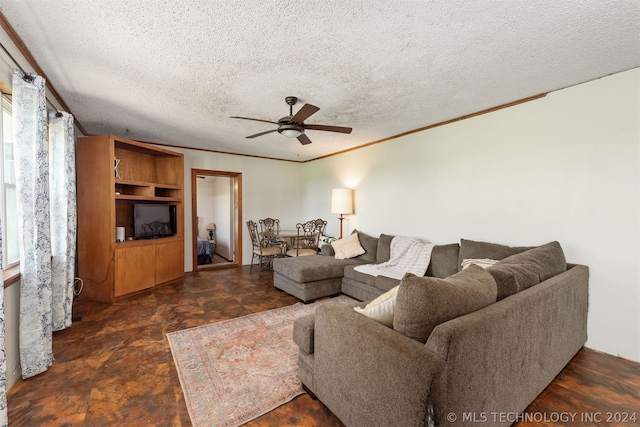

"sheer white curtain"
[13, 70, 53, 378]
[49, 111, 76, 331]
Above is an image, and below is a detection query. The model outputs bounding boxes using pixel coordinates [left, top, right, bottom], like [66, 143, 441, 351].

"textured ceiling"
[1, 1, 638, 161]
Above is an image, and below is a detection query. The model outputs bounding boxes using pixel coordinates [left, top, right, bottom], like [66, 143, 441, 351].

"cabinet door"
[114, 245, 156, 297]
[155, 240, 184, 284]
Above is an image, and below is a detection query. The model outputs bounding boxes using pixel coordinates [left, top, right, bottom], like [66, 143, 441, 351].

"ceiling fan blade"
[297, 133, 312, 145]
[290, 103, 319, 123]
[304, 124, 352, 134]
[231, 116, 279, 125]
[246, 129, 278, 138]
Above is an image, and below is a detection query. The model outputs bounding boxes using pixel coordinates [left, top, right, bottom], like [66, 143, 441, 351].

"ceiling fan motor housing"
[278, 123, 303, 137]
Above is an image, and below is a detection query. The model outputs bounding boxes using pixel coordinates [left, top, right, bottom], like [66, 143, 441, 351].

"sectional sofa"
[276, 232, 589, 426]
[274, 231, 467, 302]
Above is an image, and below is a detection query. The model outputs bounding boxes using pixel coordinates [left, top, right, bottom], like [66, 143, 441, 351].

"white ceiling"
[1, 1, 638, 162]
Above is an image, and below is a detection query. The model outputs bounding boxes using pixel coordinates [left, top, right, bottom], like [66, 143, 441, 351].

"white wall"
[303, 69, 640, 362]
[195, 179, 213, 238]
[159, 147, 304, 271]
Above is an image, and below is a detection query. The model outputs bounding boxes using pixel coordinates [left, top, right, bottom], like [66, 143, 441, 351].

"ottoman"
[273, 255, 368, 302]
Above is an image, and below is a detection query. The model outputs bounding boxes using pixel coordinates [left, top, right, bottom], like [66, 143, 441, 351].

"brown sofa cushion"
[376, 234, 394, 263]
[393, 265, 497, 343]
[273, 255, 365, 282]
[375, 275, 400, 292]
[487, 241, 567, 300]
[426, 243, 460, 278]
[343, 264, 377, 286]
[354, 230, 379, 263]
[458, 239, 533, 271]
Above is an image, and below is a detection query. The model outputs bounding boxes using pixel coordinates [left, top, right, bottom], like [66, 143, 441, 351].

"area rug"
[166, 295, 355, 427]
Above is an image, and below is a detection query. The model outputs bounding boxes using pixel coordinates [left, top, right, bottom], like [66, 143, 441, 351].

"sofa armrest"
[313, 302, 446, 427]
[425, 264, 589, 426]
[293, 313, 316, 354]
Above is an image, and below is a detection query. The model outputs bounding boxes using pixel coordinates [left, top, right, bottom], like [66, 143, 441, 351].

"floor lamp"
[331, 188, 353, 239]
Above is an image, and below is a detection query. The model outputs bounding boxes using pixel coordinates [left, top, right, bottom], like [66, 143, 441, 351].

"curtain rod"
[0, 40, 63, 117]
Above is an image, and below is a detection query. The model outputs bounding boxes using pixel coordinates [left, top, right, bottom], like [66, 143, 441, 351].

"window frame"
[0, 93, 21, 286]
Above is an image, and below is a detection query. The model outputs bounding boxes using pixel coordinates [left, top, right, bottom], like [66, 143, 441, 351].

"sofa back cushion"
[376, 234, 395, 263]
[487, 241, 567, 300]
[426, 243, 460, 278]
[393, 265, 497, 343]
[354, 230, 379, 263]
[458, 239, 533, 272]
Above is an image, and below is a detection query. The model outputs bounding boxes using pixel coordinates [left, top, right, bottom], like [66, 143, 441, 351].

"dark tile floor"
[7, 266, 640, 426]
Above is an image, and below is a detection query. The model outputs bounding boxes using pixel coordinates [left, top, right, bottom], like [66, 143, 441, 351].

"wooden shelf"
[77, 134, 185, 302]
[115, 234, 182, 248]
[115, 179, 181, 189]
[115, 195, 182, 202]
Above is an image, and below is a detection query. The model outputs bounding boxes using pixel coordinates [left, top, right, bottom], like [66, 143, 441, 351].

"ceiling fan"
[231, 96, 352, 145]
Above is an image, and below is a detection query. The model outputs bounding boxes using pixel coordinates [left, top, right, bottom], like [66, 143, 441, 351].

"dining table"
[260, 229, 320, 255]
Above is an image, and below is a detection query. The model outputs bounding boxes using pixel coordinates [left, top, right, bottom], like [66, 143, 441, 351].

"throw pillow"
[376, 233, 395, 263]
[393, 265, 498, 343]
[332, 232, 366, 259]
[352, 229, 379, 262]
[353, 285, 399, 327]
[458, 239, 533, 272]
[487, 241, 566, 300]
[426, 243, 461, 278]
[461, 258, 499, 270]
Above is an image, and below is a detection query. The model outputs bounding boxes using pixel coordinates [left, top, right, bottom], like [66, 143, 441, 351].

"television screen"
[133, 203, 175, 239]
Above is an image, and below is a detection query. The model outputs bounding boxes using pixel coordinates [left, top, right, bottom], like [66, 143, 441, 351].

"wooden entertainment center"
[77, 135, 185, 302]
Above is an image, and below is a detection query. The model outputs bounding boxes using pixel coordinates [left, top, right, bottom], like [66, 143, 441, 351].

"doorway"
[191, 169, 242, 271]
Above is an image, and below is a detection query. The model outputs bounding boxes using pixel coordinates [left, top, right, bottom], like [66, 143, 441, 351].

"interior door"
[191, 169, 242, 271]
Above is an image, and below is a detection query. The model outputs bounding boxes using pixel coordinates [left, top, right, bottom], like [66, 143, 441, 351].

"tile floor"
[7, 266, 640, 426]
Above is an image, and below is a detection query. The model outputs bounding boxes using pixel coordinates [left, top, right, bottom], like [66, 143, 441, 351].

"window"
[0, 94, 19, 267]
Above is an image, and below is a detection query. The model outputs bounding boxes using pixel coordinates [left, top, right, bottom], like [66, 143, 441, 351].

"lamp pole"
[331, 188, 353, 240]
[338, 213, 345, 239]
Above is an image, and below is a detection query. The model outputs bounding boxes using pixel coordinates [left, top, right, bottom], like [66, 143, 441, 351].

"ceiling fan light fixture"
[278, 124, 303, 138]
[232, 97, 351, 145]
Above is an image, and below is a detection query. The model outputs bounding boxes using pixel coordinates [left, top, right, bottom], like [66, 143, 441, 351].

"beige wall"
[302, 68, 640, 362]
[161, 146, 304, 270]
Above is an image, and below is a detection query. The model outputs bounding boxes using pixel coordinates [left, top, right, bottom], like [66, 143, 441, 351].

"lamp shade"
[331, 189, 353, 214]
[207, 223, 216, 230]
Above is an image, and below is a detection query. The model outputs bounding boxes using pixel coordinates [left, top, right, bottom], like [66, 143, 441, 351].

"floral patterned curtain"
[12, 70, 53, 379]
[48, 111, 76, 331]
[0, 224, 7, 427]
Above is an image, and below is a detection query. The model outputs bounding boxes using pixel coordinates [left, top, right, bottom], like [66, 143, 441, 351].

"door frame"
[191, 168, 242, 271]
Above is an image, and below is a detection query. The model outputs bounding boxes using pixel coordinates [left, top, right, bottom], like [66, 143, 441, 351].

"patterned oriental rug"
[167, 295, 355, 427]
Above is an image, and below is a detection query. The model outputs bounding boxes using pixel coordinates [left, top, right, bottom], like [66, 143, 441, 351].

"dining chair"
[259, 218, 282, 247]
[247, 220, 282, 272]
[286, 220, 321, 257]
[312, 218, 328, 237]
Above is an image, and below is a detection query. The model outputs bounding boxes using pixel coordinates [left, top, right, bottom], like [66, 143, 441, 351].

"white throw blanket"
[354, 236, 435, 280]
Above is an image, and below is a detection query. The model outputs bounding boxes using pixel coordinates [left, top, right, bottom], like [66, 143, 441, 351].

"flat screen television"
[133, 203, 177, 239]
